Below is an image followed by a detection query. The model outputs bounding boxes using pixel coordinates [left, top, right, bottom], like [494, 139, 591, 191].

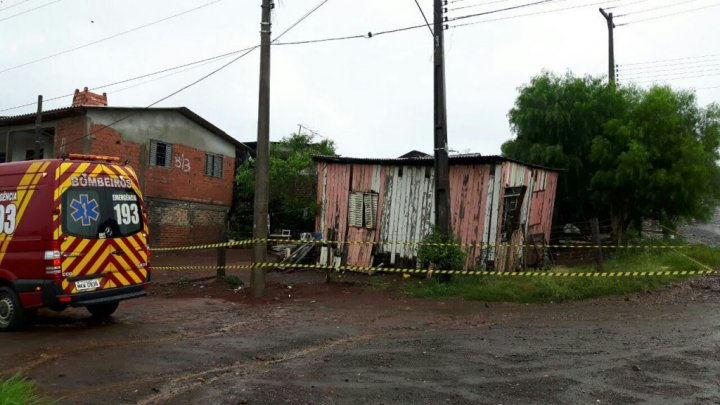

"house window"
[149, 140, 172, 168]
[205, 153, 224, 178]
[349, 192, 379, 229]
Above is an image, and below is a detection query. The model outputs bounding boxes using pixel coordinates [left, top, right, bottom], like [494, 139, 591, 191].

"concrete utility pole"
[599, 8, 616, 85]
[433, 0, 451, 237]
[251, 0, 273, 298]
[34, 95, 43, 160]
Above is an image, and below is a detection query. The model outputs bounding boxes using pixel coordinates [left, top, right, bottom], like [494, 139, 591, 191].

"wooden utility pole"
[34, 95, 43, 160]
[599, 8, 615, 85]
[433, 0, 451, 237]
[251, 0, 273, 297]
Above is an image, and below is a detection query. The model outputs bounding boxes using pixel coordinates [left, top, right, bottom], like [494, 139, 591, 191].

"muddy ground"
[3, 249, 720, 404]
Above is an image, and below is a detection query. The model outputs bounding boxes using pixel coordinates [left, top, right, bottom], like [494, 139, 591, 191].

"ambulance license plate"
[75, 279, 101, 292]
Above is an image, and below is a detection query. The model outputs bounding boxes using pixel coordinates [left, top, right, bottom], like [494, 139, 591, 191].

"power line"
[0, 46, 256, 113]
[0, 0, 34, 13]
[614, 0, 703, 18]
[628, 71, 720, 84]
[618, 62, 720, 77]
[618, 56, 720, 72]
[616, 2, 720, 26]
[0, 0, 223, 75]
[412, 0, 434, 36]
[449, 0, 513, 12]
[601, 0, 652, 11]
[57, 0, 332, 151]
[451, 0, 623, 28]
[448, 0, 560, 22]
[622, 68, 720, 80]
[620, 53, 720, 67]
[0, 0, 61, 23]
[277, 0, 609, 46]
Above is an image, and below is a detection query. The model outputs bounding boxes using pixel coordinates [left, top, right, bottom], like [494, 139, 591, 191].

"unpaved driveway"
[3, 267, 720, 405]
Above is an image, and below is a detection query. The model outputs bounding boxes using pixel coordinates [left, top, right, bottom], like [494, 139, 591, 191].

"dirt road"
[3, 265, 720, 405]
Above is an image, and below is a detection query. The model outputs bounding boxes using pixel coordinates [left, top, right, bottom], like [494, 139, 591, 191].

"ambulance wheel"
[87, 301, 119, 319]
[0, 287, 27, 331]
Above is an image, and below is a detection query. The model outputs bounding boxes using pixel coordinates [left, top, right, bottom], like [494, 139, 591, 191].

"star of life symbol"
[70, 194, 100, 226]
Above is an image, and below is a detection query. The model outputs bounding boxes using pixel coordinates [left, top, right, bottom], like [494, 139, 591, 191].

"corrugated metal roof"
[312, 154, 561, 172]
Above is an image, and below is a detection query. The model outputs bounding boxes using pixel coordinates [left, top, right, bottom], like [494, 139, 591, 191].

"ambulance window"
[62, 187, 142, 239]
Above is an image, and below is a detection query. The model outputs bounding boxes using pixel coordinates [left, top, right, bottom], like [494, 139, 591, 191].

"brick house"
[0, 88, 250, 247]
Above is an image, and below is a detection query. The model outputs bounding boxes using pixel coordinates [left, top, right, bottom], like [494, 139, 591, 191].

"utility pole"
[433, 0, 451, 238]
[252, 0, 273, 297]
[599, 8, 615, 85]
[34, 95, 43, 160]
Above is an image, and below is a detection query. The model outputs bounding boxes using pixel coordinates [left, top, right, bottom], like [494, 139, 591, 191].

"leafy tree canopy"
[232, 132, 336, 237]
[502, 71, 720, 240]
[502, 71, 626, 220]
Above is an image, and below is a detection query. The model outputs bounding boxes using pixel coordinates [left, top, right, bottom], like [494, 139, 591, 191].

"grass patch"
[401, 244, 719, 303]
[0, 375, 45, 405]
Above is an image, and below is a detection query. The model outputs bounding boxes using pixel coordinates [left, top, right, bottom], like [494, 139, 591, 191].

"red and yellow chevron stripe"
[0, 161, 52, 266]
[55, 162, 149, 295]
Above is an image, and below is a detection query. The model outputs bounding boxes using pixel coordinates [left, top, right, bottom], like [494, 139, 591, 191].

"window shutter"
[348, 193, 364, 227]
[364, 193, 378, 229]
[214, 155, 223, 178]
[205, 154, 212, 176]
[149, 141, 158, 165]
[164, 143, 173, 168]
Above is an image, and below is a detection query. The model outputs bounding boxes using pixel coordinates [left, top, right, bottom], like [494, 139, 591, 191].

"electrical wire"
[56, 0, 332, 151]
[0, 46, 256, 113]
[613, 0, 703, 18]
[0, 0, 223, 75]
[412, 0, 434, 36]
[601, 0, 651, 11]
[629, 71, 720, 84]
[618, 63, 720, 78]
[0, 0, 33, 13]
[0, 0, 61, 23]
[451, 0, 623, 28]
[449, 0, 514, 12]
[622, 68, 720, 80]
[616, 2, 720, 26]
[448, 0, 559, 22]
[620, 53, 720, 67]
[618, 57, 720, 72]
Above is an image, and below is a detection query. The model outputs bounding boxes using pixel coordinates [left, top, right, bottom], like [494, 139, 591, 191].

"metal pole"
[251, 0, 273, 297]
[599, 8, 615, 85]
[34, 95, 43, 160]
[434, 0, 451, 237]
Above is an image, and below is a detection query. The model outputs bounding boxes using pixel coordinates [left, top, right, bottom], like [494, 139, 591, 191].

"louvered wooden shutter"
[164, 143, 173, 168]
[348, 193, 364, 227]
[149, 141, 157, 165]
[364, 193, 378, 229]
[214, 155, 223, 178]
[205, 154, 213, 176]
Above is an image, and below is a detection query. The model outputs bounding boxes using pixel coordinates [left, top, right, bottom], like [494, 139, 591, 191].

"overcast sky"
[1, 0, 718, 158]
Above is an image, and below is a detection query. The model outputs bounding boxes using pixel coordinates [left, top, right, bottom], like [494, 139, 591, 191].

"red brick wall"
[89, 124, 141, 168]
[53, 116, 87, 156]
[142, 143, 234, 206]
[145, 199, 227, 248]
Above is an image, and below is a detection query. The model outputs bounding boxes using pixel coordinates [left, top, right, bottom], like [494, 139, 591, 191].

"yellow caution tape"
[152, 237, 696, 252]
[152, 261, 717, 277]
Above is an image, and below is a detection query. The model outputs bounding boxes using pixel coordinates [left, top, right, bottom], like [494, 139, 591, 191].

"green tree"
[590, 86, 720, 241]
[232, 132, 336, 237]
[503, 71, 720, 242]
[502, 71, 626, 221]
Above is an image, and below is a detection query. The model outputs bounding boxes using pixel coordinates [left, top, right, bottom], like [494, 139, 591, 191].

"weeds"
[0, 375, 45, 405]
[401, 243, 719, 303]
